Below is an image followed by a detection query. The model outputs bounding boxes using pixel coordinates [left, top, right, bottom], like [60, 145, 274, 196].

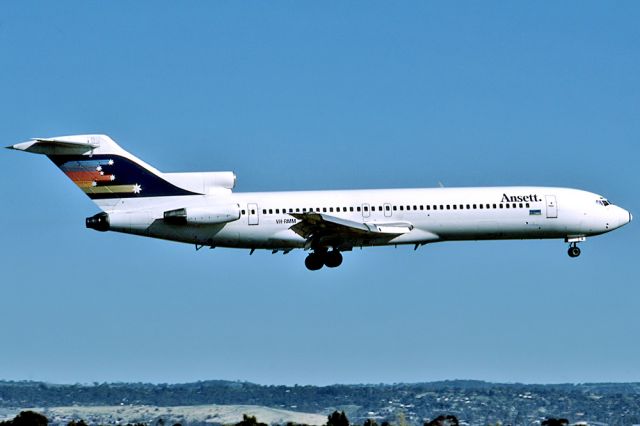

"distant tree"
[380, 421, 390, 426]
[236, 414, 268, 426]
[424, 415, 459, 426]
[541, 419, 569, 426]
[363, 419, 378, 426]
[3, 411, 49, 426]
[67, 421, 89, 426]
[327, 411, 349, 426]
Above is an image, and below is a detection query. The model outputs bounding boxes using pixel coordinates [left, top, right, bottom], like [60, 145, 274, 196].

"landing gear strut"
[304, 250, 343, 270]
[567, 243, 581, 258]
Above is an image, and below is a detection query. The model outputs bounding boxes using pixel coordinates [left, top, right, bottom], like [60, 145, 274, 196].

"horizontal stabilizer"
[7, 136, 100, 155]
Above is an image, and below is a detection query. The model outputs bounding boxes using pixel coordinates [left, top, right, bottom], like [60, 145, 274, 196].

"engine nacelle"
[164, 204, 240, 225]
[86, 212, 110, 231]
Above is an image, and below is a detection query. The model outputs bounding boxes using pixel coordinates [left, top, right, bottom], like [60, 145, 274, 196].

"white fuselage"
[104, 186, 631, 251]
[9, 135, 632, 269]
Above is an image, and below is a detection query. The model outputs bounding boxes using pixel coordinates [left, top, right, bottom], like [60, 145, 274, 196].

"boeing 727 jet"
[8, 134, 632, 270]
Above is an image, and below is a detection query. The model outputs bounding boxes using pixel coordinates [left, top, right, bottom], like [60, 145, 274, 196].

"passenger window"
[519, 203, 523, 208]
[486, 204, 490, 209]
[459, 204, 463, 209]
[302, 208, 307, 213]
[446, 205, 451, 210]
[379, 206, 383, 211]
[506, 204, 510, 209]
[426, 205, 431, 210]
[242, 210, 246, 215]
[479, 204, 483, 209]
[400, 206, 404, 211]
[296, 208, 300, 212]
[473, 204, 477, 209]
[350, 207, 354, 212]
[493, 204, 497, 209]
[262, 209, 267, 214]
[393, 206, 397, 211]
[419, 205, 424, 210]
[512, 203, 516, 208]
[357, 206, 361, 212]
[499, 204, 503, 208]
[406, 205, 410, 210]
[526, 203, 530, 208]
[329, 207, 334, 212]
[322, 207, 327, 212]
[385, 205, 390, 211]
[453, 205, 457, 210]
[275, 209, 280, 214]
[269, 209, 273, 214]
[364, 206, 369, 212]
[466, 204, 470, 209]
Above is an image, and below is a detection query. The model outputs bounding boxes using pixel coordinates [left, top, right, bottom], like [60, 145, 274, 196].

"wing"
[290, 212, 414, 250]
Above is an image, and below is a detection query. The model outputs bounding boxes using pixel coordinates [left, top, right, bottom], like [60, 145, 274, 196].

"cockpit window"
[596, 198, 611, 206]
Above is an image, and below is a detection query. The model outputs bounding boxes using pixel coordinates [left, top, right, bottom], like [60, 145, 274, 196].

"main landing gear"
[567, 242, 581, 258]
[304, 250, 343, 271]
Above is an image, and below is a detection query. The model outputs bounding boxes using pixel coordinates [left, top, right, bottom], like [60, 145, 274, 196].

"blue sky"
[0, 2, 638, 386]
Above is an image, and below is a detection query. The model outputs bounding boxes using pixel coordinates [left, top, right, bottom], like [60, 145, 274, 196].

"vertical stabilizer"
[7, 134, 201, 210]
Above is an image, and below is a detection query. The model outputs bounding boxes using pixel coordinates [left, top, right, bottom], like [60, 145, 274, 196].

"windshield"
[596, 198, 611, 206]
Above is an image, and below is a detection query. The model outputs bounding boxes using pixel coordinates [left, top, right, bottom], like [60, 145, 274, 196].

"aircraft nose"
[619, 208, 632, 227]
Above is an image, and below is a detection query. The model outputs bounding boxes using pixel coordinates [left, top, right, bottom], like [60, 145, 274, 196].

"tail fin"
[7, 134, 200, 208]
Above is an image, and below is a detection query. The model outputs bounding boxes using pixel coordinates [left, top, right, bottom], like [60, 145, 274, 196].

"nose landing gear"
[304, 250, 343, 270]
[565, 236, 585, 258]
[568, 243, 581, 258]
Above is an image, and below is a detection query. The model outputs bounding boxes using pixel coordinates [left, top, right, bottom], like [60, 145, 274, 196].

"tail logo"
[51, 155, 197, 199]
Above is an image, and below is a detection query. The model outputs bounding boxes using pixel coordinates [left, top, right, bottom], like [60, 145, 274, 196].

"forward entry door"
[545, 195, 558, 218]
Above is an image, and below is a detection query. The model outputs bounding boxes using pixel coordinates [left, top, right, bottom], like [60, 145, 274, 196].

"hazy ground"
[1, 404, 327, 425]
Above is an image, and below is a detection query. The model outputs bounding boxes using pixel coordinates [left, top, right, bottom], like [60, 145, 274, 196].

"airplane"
[7, 134, 632, 270]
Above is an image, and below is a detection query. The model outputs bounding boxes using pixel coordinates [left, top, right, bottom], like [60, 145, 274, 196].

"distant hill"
[1, 380, 639, 426]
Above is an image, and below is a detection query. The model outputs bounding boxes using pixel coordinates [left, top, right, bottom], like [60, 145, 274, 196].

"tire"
[324, 251, 343, 268]
[305, 253, 324, 270]
[568, 246, 581, 258]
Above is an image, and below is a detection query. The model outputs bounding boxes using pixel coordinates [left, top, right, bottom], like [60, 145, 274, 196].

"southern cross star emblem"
[132, 183, 142, 194]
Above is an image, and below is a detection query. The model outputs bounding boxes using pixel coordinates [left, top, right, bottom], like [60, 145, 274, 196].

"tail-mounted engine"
[164, 204, 240, 225]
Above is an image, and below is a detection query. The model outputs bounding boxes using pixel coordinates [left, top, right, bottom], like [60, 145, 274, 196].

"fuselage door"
[362, 203, 371, 219]
[383, 203, 392, 218]
[545, 195, 558, 219]
[248, 203, 259, 225]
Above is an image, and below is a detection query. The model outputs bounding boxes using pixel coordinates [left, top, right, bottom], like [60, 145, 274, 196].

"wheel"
[305, 253, 324, 271]
[568, 246, 581, 258]
[324, 250, 343, 268]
